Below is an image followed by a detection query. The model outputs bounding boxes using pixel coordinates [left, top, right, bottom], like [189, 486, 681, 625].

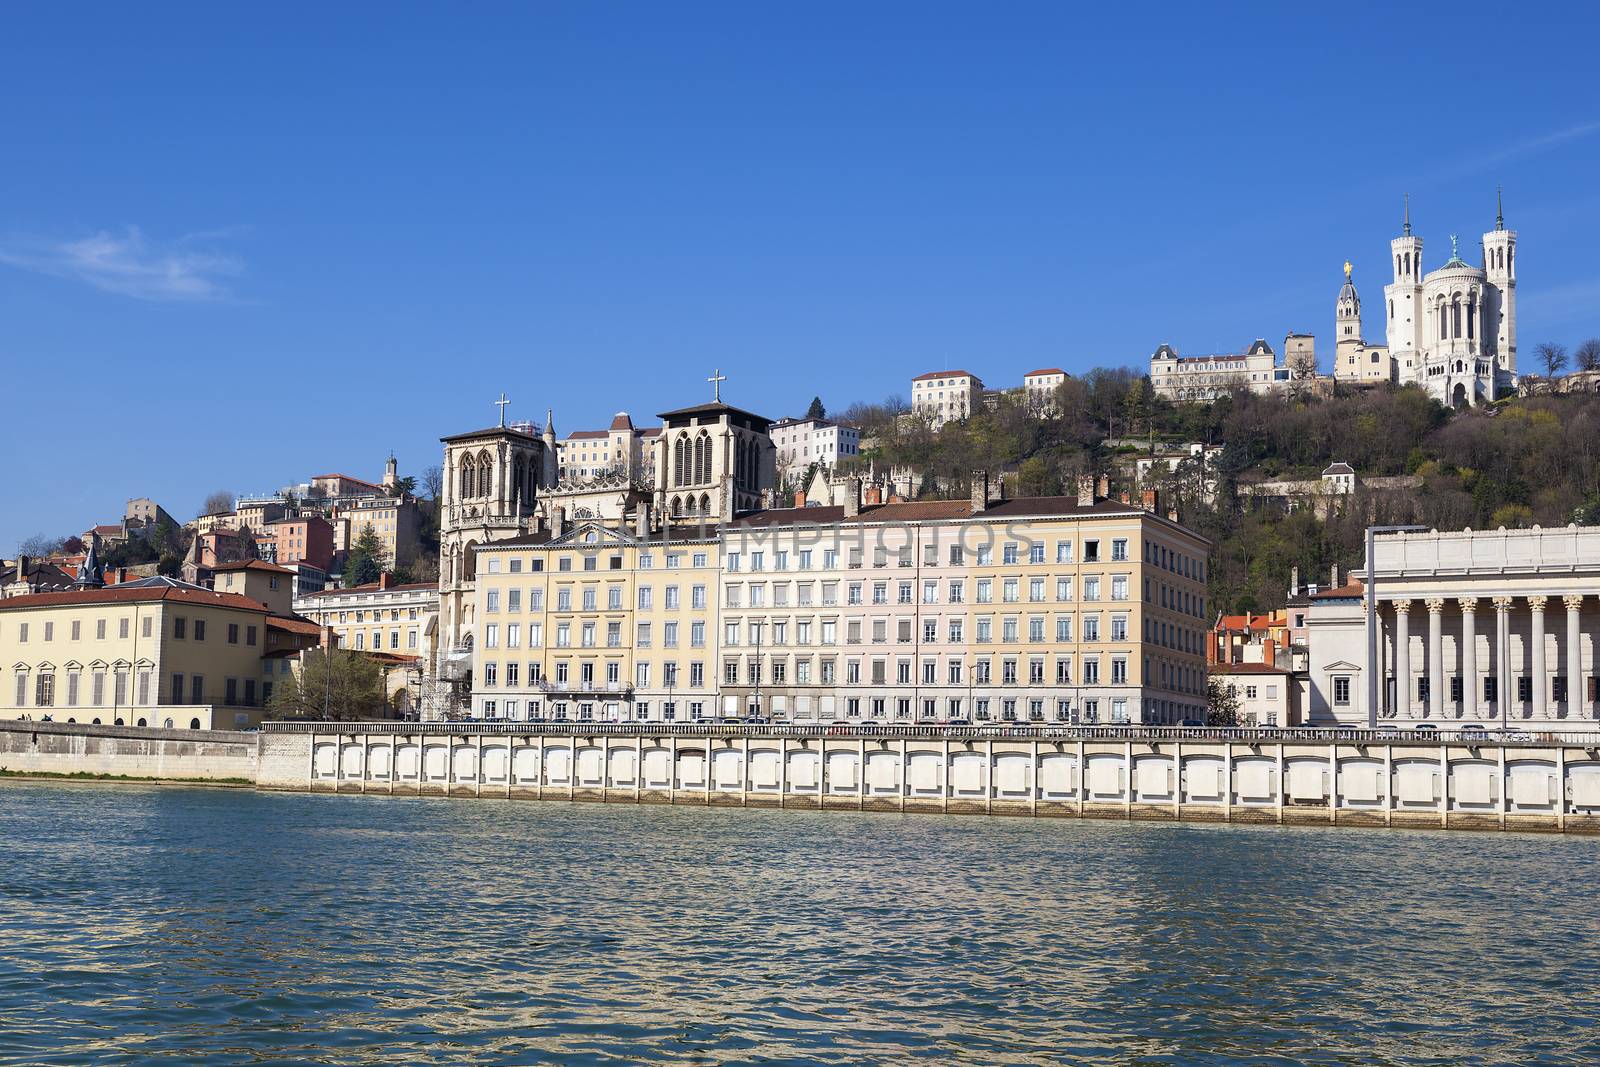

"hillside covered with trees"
[835, 379, 1600, 618]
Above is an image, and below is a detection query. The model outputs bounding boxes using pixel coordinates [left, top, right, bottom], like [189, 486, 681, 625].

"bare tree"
[201, 489, 235, 516]
[1576, 338, 1600, 373]
[422, 464, 444, 502]
[19, 533, 69, 556]
[1536, 342, 1569, 378]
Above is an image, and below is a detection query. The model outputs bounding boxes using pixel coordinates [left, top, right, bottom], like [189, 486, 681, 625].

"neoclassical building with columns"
[1303, 526, 1599, 727]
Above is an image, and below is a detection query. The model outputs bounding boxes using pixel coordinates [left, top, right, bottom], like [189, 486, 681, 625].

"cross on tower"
[708, 369, 727, 403]
[494, 392, 510, 427]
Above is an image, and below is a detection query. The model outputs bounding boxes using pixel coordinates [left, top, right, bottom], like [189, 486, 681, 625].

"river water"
[1, 783, 1596, 1065]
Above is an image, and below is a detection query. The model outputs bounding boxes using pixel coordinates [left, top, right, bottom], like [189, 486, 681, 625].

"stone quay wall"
[0, 720, 258, 782]
[258, 722, 1600, 833]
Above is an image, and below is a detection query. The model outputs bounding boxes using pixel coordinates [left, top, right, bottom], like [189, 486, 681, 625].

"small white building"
[1211, 663, 1298, 727]
[911, 370, 984, 428]
[770, 417, 860, 485]
[1022, 368, 1067, 415]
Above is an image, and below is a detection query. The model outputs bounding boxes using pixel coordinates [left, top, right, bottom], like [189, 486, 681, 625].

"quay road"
[260, 721, 1600, 832]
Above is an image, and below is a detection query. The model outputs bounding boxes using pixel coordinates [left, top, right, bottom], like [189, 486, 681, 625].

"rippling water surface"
[2, 783, 1598, 1065]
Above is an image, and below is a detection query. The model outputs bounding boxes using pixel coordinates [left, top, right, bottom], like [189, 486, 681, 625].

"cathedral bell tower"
[1335, 260, 1364, 371]
[1481, 186, 1517, 376]
[1385, 193, 1424, 356]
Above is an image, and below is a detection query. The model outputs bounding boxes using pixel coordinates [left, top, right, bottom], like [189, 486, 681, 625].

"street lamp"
[1364, 524, 1429, 728]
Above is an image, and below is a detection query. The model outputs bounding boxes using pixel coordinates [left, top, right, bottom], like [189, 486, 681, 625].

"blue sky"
[4, 2, 1599, 548]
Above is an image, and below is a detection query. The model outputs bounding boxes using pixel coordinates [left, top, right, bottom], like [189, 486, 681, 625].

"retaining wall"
[0, 720, 258, 782]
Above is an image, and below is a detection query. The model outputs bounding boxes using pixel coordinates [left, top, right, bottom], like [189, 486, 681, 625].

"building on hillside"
[554, 413, 660, 482]
[330, 495, 422, 569]
[911, 371, 984, 429]
[294, 573, 439, 659]
[1300, 526, 1599, 728]
[0, 580, 283, 730]
[1022, 369, 1067, 415]
[210, 560, 296, 615]
[265, 515, 335, 571]
[234, 498, 287, 532]
[81, 524, 129, 549]
[1211, 662, 1299, 727]
[1378, 194, 1518, 406]
[770, 417, 860, 485]
[125, 498, 176, 532]
[310, 472, 388, 501]
[190, 510, 236, 536]
[1238, 463, 1420, 520]
[1518, 369, 1600, 397]
[1149, 340, 1306, 401]
[466, 472, 1211, 726]
[1332, 262, 1396, 386]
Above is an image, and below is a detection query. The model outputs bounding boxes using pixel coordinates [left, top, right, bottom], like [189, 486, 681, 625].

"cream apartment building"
[468, 522, 721, 722]
[0, 581, 276, 730]
[294, 575, 439, 659]
[467, 474, 1211, 725]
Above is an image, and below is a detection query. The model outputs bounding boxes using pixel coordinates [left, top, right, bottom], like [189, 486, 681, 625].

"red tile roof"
[911, 370, 978, 381]
[608, 413, 634, 431]
[305, 580, 438, 598]
[563, 430, 610, 440]
[1211, 662, 1292, 675]
[1023, 368, 1066, 377]
[312, 473, 386, 492]
[211, 560, 295, 574]
[0, 586, 271, 612]
[267, 614, 323, 636]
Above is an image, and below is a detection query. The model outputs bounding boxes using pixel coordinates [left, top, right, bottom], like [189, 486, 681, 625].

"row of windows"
[477, 696, 1144, 725]
[10, 670, 264, 708]
[482, 551, 711, 574]
[8, 617, 257, 646]
[1329, 674, 1600, 706]
[727, 539, 1134, 572]
[478, 651, 1143, 691]
[727, 574, 1135, 608]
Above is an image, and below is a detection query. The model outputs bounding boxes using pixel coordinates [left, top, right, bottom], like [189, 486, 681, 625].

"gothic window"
[459, 456, 474, 499]
[700, 493, 711, 515]
[671, 495, 682, 517]
[478, 450, 494, 498]
[674, 437, 687, 486]
[693, 431, 710, 485]
[463, 541, 479, 582]
[1467, 299, 1475, 340]
[1451, 298, 1462, 340]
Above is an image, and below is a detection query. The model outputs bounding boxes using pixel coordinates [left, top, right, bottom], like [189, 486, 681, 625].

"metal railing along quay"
[259, 720, 1600, 746]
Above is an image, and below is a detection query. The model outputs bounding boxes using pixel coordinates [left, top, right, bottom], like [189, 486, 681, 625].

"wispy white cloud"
[0, 226, 243, 301]
[1477, 119, 1600, 168]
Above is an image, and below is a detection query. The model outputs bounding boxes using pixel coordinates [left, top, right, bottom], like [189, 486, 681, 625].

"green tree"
[389, 475, 417, 497]
[344, 523, 384, 587]
[1205, 677, 1241, 727]
[266, 647, 389, 721]
[805, 396, 827, 420]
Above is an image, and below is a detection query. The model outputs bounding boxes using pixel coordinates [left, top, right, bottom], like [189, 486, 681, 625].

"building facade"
[770, 417, 860, 485]
[465, 475, 1211, 725]
[911, 371, 984, 429]
[1302, 527, 1599, 728]
[1021, 369, 1067, 415]
[0, 583, 278, 730]
[294, 574, 440, 659]
[1149, 340, 1302, 401]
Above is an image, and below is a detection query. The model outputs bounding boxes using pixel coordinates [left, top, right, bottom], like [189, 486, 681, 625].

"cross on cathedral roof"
[708, 368, 727, 403]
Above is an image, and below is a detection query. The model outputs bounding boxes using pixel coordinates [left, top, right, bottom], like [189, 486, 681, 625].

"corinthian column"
[1426, 598, 1445, 719]
[1459, 598, 1479, 721]
[1492, 596, 1513, 724]
[1566, 595, 1585, 720]
[1393, 600, 1412, 719]
[1529, 596, 1548, 721]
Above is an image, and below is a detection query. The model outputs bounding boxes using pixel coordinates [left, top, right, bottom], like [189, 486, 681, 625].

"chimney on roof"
[1140, 488, 1159, 513]
[635, 500, 651, 539]
[1166, 506, 1180, 523]
[15, 554, 27, 586]
[970, 471, 989, 514]
[1076, 476, 1095, 507]
[865, 483, 883, 506]
[988, 473, 1004, 504]
[553, 506, 566, 538]
[1331, 562, 1340, 588]
[1097, 474, 1110, 499]
[1117, 490, 1131, 505]
[844, 477, 862, 518]
[1290, 564, 1300, 598]
[379, 572, 392, 590]
[793, 488, 807, 508]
